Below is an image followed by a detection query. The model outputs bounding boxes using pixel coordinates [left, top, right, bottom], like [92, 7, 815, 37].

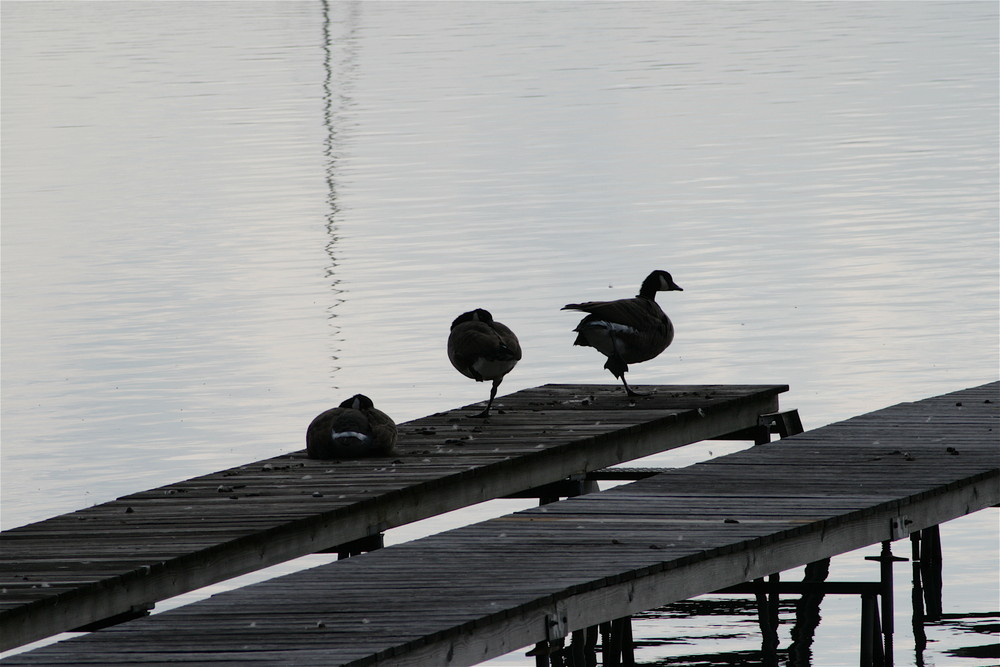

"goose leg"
[604, 351, 645, 397]
[472, 379, 502, 418]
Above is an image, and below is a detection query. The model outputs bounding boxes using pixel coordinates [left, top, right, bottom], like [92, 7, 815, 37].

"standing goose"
[562, 270, 683, 396]
[306, 394, 397, 459]
[448, 308, 522, 418]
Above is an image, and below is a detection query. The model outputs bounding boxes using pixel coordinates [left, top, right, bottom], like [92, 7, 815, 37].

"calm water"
[2, 1, 997, 664]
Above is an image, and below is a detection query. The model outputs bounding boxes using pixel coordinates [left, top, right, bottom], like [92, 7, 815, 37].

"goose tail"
[603, 356, 629, 379]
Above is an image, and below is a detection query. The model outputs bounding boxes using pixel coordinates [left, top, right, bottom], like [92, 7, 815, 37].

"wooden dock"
[0, 384, 787, 651]
[3, 382, 995, 666]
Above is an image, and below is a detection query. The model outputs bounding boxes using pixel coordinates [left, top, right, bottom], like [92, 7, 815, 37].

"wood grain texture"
[0, 384, 785, 650]
[3, 382, 996, 666]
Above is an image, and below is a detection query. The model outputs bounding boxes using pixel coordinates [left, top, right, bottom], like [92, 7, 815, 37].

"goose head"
[339, 394, 374, 411]
[639, 270, 683, 298]
[451, 308, 494, 330]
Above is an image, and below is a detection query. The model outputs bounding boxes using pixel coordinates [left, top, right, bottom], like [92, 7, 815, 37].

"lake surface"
[2, 1, 997, 665]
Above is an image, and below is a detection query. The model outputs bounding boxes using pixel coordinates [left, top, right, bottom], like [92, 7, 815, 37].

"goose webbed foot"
[621, 376, 648, 397]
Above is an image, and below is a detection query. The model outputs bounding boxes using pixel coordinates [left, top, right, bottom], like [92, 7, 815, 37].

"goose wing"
[563, 297, 665, 330]
[490, 321, 522, 361]
[566, 297, 672, 363]
[365, 407, 398, 455]
[449, 321, 521, 378]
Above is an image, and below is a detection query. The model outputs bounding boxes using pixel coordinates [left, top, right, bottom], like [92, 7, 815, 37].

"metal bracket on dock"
[890, 515, 913, 540]
[544, 608, 568, 642]
[715, 409, 804, 445]
[761, 410, 804, 439]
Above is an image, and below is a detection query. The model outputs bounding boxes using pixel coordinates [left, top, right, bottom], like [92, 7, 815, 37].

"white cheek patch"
[332, 431, 370, 442]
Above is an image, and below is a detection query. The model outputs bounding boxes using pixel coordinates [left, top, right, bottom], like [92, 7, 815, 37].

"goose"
[448, 308, 522, 418]
[306, 394, 397, 459]
[562, 270, 682, 396]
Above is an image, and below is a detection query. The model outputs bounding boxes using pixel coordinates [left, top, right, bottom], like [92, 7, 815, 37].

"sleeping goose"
[306, 394, 397, 459]
[562, 270, 683, 396]
[448, 308, 522, 418]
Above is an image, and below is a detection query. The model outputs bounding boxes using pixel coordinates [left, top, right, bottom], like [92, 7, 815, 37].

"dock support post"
[560, 625, 600, 667]
[585, 625, 599, 667]
[599, 622, 617, 667]
[618, 615, 635, 667]
[532, 616, 603, 666]
[589, 616, 634, 667]
[909, 525, 942, 665]
[865, 540, 906, 666]
[909, 533, 927, 658]
[916, 526, 943, 621]
[570, 629, 586, 666]
[551, 639, 566, 666]
[539, 633, 601, 667]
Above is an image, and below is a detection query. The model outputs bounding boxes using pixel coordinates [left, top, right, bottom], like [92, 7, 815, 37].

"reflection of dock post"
[755, 573, 781, 666]
[860, 593, 885, 667]
[788, 557, 831, 665]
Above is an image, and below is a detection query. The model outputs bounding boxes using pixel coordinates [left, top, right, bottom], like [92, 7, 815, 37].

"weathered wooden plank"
[2, 382, 995, 666]
[0, 384, 785, 650]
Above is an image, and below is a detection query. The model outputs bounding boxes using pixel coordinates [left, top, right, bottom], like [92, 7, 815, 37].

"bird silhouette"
[306, 394, 397, 459]
[448, 308, 522, 418]
[562, 270, 682, 396]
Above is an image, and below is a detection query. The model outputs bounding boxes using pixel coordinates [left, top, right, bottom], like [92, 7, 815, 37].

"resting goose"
[448, 308, 522, 418]
[306, 394, 397, 459]
[562, 270, 683, 396]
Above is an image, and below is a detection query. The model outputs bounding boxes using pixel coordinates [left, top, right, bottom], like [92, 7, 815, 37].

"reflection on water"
[1, 1, 997, 665]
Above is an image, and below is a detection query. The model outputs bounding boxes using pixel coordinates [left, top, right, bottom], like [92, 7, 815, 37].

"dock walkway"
[4, 382, 996, 666]
[0, 384, 786, 650]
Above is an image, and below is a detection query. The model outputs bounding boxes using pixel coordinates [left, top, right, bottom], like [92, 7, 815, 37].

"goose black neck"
[637, 275, 660, 300]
